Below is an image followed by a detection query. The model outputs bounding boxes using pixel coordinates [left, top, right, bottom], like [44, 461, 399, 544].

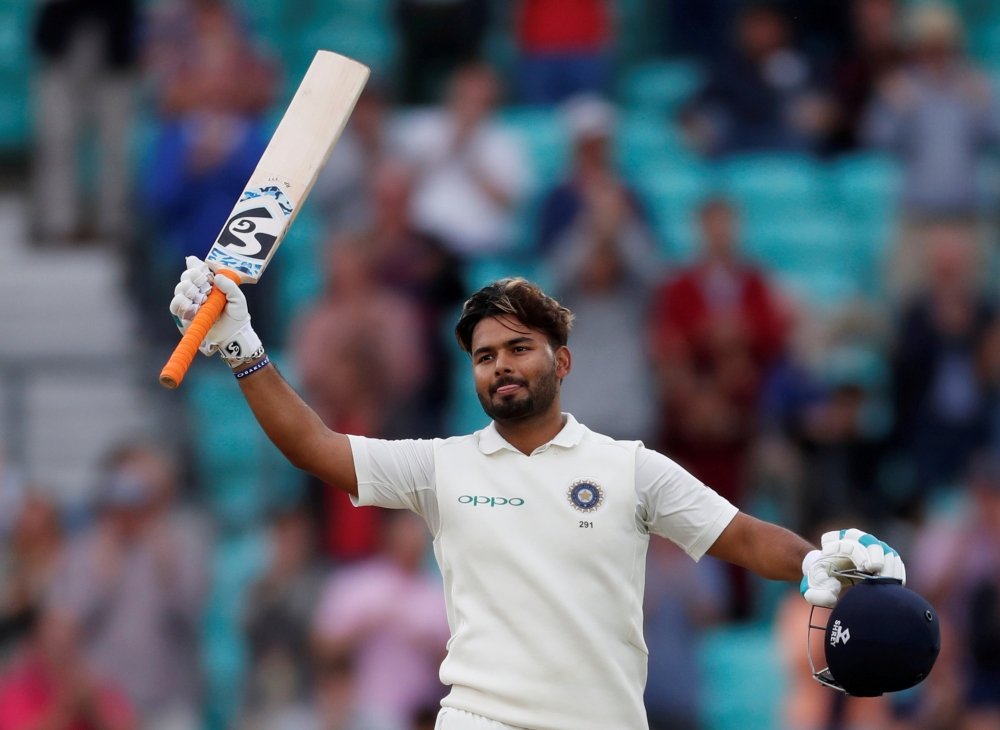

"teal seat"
[497, 107, 570, 192]
[699, 624, 784, 730]
[325, 0, 390, 23]
[186, 365, 306, 529]
[970, 22, 1000, 67]
[614, 112, 688, 177]
[0, 82, 29, 150]
[620, 60, 704, 113]
[203, 531, 270, 730]
[635, 164, 716, 259]
[743, 217, 869, 278]
[301, 22, 397, 77]
[276, 204, 326, 333]
[0, 2, 30, 76]
[721, 155, 823, 221]
[832, 152, 901, 220]
[776, 270, 863, 311]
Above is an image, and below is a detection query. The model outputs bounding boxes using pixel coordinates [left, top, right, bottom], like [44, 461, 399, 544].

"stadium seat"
[743, 217, 858, 273]
[775, 270, 863, 312]
[700, 625, 785, 730]
[634, 163, 716, 259]
[970, 22, 1000, 67]
[186, 365, 306, 530]
[497, 107, 570, 192]
[203, 530, 270, 730]
[620, 59, 705, 114]
[720, 154, 824, 222]
[832, 152, 901, 220]
[324, 0, 390, 23]
[300, 22, 397, 77]
[276, 203, 325, 331]
[614, 112, 688, 177]
[0, 82, 30, 150]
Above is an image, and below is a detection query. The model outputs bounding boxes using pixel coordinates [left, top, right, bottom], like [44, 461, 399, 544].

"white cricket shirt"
[348, 414, 738, 730]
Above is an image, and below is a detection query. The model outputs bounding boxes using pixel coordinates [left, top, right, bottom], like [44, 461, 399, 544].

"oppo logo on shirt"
[458, 495, 525, 507]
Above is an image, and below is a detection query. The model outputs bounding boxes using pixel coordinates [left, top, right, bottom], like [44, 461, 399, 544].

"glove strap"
[220, 322, 263, 365]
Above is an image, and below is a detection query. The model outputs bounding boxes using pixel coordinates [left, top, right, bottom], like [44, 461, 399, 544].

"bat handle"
[159, 269, 243, 389]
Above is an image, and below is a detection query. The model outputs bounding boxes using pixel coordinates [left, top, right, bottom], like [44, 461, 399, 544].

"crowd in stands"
[10, 0, 1000, 729]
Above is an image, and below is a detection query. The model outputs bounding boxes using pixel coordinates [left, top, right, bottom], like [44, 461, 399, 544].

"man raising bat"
[169, 273, 905, 730]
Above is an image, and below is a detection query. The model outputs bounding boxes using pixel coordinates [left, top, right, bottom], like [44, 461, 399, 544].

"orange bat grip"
[159, 269, 243, 389]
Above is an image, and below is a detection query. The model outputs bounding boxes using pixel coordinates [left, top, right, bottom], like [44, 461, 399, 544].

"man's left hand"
[800, 528, 906, 608]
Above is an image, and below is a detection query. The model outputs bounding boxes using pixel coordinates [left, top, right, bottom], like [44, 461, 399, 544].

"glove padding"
[800, 528, 906, 608]
[169, 257, 262, 363]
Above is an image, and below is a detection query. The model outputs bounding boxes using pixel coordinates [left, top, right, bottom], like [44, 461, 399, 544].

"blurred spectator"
[241, 508, 326, 730]
[313, 512, 449, 730]
[785, 0, 853, 68]
[515, 0, 613, 105]
[145, 0, 275, 119]
[892, 228, 995, 496]
[292, 239, 427, 561]
[795, 346, 893, 527]
[49, 445, 209, 730]
[662, 0, 733, 60]
[362, 162, 466, 438]
[911, 453, 1000, 728]
[650, 198, 788, 508]
[0, 492, 63, 661]
[863, 4, 999, 219]
[0, 610, 137, 730]
[826, 0, 904, 154]
[140, 0, 279, 342]
[545, 96, 660, 440]
[293, 238, 429, 452]
[776, 587, 892, 729]
[398, 64, 532, 257]
[313, 86, 393, 239]
[394, 0, 490, 105]
[643, 539, 726, 730]
[538, 94, 649, 253]
[31, 0, 138, 243]
[682, 4, 834, 157]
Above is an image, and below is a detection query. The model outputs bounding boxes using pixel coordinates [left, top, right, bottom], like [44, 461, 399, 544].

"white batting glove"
[800, 528, 906, 608]
[169, 257, 262, 364]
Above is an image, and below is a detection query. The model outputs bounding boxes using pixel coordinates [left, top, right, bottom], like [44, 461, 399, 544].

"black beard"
[478, 367, 559, 422]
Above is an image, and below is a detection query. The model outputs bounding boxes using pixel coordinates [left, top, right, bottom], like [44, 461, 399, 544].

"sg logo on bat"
[206, 186, 294, 274]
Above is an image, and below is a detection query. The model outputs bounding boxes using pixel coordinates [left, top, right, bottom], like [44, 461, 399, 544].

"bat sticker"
[239, 185, 294, 216]
[205, 249, 264, 278]
[208, 188, 293, 269]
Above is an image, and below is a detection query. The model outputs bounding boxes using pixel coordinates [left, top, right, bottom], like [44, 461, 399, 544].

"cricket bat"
[159, 51, 370, 389]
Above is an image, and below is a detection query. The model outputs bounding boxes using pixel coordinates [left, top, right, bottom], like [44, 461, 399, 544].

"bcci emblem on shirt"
[568, 480, 603, 512]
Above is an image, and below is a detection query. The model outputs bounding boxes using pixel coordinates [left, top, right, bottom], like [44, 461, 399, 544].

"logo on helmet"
[830, 620, 851, 646]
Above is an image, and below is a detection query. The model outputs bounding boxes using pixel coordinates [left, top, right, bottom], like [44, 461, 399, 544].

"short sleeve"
[348, 436, 440, 534]
[635, 445, 739, 561]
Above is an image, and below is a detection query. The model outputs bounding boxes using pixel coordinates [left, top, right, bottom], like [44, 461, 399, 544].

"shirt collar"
[477, 413, 586, 455]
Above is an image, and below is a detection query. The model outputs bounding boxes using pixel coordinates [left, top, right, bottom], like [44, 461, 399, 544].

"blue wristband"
[234, 354, 270, 380]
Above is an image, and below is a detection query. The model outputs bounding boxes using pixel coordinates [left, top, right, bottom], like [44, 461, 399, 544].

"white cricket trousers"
[435, 708, 528, 730]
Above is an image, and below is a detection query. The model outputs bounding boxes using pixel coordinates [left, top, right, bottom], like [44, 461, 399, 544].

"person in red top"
[0, 610, 136, 730]
[649, 198, 788, 617]
[515, 0, 613, 104]
[650, 198, 788, 507]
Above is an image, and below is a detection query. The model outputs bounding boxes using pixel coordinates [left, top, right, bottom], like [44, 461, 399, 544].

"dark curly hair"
[454, 278, 574, 354]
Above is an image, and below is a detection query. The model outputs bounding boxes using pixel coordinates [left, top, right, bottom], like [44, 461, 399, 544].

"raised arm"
[169, 258, 358, 496]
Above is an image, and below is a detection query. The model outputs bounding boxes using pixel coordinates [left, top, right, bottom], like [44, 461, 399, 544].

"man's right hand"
[169, 257, 263, 365]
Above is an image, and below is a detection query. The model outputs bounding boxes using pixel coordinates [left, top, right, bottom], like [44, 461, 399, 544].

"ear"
[554, 346, 571, 379]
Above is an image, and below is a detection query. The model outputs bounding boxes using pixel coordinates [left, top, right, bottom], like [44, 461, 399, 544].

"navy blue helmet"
[809, 577, 941, 697]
